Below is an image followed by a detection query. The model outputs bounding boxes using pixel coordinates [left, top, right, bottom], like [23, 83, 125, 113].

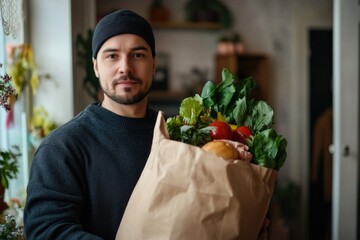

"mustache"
[112, 75, 142, 86]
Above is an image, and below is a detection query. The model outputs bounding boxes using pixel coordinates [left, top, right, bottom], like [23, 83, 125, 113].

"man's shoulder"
[41, 105, 96, 143]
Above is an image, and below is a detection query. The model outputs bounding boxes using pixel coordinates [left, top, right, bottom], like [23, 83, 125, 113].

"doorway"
[308, 29, 333, 240]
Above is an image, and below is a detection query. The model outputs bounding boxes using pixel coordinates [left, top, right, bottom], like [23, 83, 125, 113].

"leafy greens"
[166, 68, 287, 170]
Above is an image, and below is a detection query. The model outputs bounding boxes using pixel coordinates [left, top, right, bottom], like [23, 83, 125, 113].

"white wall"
[29, 0, 74, 124]
[332, 0, 360, 238]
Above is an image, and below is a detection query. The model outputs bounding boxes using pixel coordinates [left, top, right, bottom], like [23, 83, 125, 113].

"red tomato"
[209, 121, 233, 140]
[233, 126, 253, 143]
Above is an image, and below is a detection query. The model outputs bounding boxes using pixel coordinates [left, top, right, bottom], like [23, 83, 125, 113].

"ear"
[93, 58, 99, 78]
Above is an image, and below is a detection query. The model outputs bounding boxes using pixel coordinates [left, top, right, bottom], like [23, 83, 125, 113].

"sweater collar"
[86, 103, 158, 130]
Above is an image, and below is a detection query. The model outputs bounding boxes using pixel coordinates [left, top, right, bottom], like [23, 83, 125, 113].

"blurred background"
[0, 0, 358, 239]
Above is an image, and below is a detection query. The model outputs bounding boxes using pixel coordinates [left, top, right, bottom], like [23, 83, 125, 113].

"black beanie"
[92, 9, 156, 59]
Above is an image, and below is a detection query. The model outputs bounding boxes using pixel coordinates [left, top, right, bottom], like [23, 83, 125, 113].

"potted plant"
[0, 146, 20, 190]
[0, 214, 24, 240]
[75, 29, 102, 101]
[0, 63, 21, 213]
[0, 146, 20, 213]
[0, 65, 25, 240]
[149, 0, 170, 22]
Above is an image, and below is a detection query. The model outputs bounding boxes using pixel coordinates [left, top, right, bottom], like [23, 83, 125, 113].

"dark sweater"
[24, 103, 158, 240]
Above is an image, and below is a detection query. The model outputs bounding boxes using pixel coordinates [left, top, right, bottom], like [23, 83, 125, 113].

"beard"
[103, 87, 150, 105]
[101, 75, 151, 105]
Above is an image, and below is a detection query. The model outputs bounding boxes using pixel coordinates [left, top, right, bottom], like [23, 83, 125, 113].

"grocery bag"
[116, 111, 278, 240]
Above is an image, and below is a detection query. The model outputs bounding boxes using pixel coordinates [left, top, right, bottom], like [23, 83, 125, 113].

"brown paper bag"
[116, 112, 278, 240]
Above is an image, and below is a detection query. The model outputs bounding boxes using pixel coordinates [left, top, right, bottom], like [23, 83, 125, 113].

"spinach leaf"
[251, 129, 287, 170]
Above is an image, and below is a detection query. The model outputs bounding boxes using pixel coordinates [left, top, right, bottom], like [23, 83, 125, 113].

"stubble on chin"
[103, 85, 150, 105]
[100, 74, 152, 105]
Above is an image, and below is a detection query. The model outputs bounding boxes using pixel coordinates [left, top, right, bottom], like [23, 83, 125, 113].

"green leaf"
[246, 100, 274, 133]
[221, 68, 234, 84]
[216, 69, 236, 111]
[232, 97, 247, 126]
[216, 83, 236, 112]
[179, 96, 204, 125]
[166, 115, 212, 146]
[251, 129, 287, 170]
[237, 76, 257, 100]
[200, 81, 216, 99]
[275, 137, 288, 170]
[0, 146, 20, 189]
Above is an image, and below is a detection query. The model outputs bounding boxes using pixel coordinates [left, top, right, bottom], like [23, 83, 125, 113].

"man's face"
[93, 34, 156, 105]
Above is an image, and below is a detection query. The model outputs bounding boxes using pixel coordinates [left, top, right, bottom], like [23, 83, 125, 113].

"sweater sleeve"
[24, 143, 102, 240]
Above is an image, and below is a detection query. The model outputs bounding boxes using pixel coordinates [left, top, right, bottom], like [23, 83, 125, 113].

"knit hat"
[92, 9, 156, 59]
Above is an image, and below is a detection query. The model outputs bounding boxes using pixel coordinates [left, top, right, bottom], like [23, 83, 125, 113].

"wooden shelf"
[151, 21, 225, 30]
[215, 53, 272, 104]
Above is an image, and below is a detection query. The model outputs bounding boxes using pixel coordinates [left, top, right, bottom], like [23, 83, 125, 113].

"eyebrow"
[101, 46, 149, 55]
[131, 46, 149, 52]
[101, 48, 118, 54]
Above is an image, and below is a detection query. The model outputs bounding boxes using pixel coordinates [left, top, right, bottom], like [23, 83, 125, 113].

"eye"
[132, 52, 145, 59]
[105, 53, 118, 60]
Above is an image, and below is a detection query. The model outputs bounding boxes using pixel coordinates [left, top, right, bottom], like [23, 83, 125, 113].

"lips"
[119, 80, 137, 85]
[113, 78, 140, 88]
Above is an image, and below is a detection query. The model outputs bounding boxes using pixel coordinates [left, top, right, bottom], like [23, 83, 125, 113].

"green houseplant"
[0, 146, 20, 190]
[0, 63, 21, 213]
[0, 214, 24, 240]
[0, 65, 24, 239]
[0, 146, 20, 213]
[75, 29, 101, 101]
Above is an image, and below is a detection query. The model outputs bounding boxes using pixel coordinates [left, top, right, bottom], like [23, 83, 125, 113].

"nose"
[118, 56, 133, 75]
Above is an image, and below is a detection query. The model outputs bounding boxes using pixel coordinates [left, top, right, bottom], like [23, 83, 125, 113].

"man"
[24, 9, 269, 240]
[24, 9, 158, 239]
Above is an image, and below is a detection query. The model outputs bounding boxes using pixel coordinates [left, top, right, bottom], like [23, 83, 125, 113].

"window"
[0, 0, 28, 206]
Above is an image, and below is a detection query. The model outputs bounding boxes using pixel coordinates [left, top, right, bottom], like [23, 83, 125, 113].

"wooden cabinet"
[215, 54, 272, 104]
